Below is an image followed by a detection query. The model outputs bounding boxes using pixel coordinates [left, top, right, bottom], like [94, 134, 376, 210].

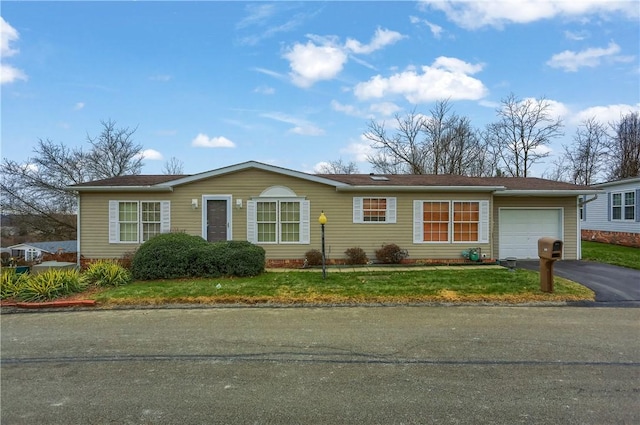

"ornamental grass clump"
[83, 260, 132, 287]
[0, 269, 29, 300]
[18, 269, 85, 302]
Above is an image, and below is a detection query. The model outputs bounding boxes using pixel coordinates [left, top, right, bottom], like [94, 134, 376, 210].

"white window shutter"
[353, 197, 363, 223]
[387, 197, 397, 223]
[300, 200, 310, 244]
[161, 201, 171, 233]
[413, 200, 423, 243]
[479, 200, 490, 244]
[246, 200, 257, 243]
[108, 200, 119, 243]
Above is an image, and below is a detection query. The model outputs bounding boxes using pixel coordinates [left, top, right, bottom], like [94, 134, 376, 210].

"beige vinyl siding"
[492, 196, 579, 260]
[79, 169, 493, 261]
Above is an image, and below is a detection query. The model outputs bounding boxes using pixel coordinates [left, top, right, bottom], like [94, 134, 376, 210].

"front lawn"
[582, 241, 640, 270]
[90, 268, 594, 305]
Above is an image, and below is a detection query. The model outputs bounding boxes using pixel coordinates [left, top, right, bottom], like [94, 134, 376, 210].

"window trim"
[247, 198, 310, 245]
[413, 200, 489, 244]
[109, 200, 170, 244]
[353, 197, 397, 224]
[611, 191, 635, 222]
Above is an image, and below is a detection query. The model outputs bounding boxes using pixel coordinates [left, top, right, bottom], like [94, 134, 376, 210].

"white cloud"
[420, 0, 639, 30]
[313, 161, 330, 173]
[344, 27, 405, 54]
[1, 64, 27, 84]
[353, 57, 487, 103]
[370, 102, 402, 116]
[572, 103, 640, 125]
[343, 137, 376, 162]
[138, 149, 164, 161]
[150, 74, 172, 82]
[564, 30, 588, 41]
[1, 18, 27, 84]
[284, 40, 348, 88]
[261, 112, 325, 136]
[331, 100, 370, 118]
[409, 15, 444, 39]
[74, 102, 85, 110]
[283, 27, 405, 88]
[191, 133, 236, 148]
[546, 41, 632, 72]
[254, 85, 275, 95]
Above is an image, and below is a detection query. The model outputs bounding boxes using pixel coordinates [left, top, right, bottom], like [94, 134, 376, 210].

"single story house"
[8, 240, 78, 262]
[67, 161, 601, 267]
[580, 176, 640, 247]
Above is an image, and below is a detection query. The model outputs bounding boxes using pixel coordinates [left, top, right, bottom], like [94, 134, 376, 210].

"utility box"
[538, 237, 563, 293]
[538, 237, 563, 259]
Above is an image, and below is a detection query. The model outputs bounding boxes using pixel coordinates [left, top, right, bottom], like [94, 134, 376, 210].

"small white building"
[8, 240, 77, 262]
[581, 177, 640, 247]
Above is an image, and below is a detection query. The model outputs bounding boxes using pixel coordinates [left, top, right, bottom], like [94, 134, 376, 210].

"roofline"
[66, 186, 174, 193]
[158, 161, 350, 188]
[336, 185, 506, 193]
[592, 177, 640, 187]
[7, 243, 53, 252]
[494, 189, 604, 196]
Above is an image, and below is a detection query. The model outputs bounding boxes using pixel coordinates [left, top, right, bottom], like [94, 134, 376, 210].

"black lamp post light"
[318, 211, 327, 279]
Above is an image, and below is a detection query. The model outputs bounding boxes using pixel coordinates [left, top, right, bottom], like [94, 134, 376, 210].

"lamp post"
[318, 211, 327, 279]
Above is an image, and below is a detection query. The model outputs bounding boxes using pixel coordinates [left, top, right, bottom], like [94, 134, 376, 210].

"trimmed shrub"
[187, 244, 227, 278]
[375, 243, 409, 264]
[345, 247, 368, 265]
[188, 241, 265, 278]
[18, 269, 85, 302]
[83, 260, 132, 287]
[131, 233, 209, 280]
[305, 249, 323, 266]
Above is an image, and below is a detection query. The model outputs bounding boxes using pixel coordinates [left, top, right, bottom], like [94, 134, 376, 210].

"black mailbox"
[538, 237, 563, 259]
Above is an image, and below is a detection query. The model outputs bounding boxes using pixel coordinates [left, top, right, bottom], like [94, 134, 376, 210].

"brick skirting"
[581, 229, 640, 248]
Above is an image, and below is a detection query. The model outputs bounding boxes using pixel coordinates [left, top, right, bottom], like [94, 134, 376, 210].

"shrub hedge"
[375, 243, 409, 264]
[132, 233, 265, 280]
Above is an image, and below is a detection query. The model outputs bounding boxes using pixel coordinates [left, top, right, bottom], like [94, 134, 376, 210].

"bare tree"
[364, 100, 493, 176]
[364, 109, 428, 174]
[162, 157, 185, 175]
[1, 120, 143, 240]
[608, 111, 640, 179]
[316, 159, 359, 174]
[562, 117, 609, 185]
[486, 93, 564, 177]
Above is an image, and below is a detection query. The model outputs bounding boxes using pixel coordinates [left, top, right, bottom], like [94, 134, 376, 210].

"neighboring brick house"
[580, 177, 640, 247]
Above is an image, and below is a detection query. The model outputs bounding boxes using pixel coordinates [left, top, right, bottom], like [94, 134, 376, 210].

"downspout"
[577, 195, 598, 260]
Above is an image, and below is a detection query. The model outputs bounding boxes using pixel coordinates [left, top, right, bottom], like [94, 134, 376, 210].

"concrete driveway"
[517, 260, 640, 306]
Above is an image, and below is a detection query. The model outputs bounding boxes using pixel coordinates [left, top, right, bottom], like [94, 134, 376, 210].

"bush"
[0, 269, 29, 299]
[18, 269, 85, 302]
[188, 241, 265, 278]
[83, 260, 132, 287]
[131, 233, 209, 280]
[375, 243, 409, 264]
[345, 247, 368, 265]
[305, 249, 323, 267]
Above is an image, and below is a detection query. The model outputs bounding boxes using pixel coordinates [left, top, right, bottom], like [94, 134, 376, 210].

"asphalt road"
[2, 306, 639, 424]
[517, 260, 640, 305]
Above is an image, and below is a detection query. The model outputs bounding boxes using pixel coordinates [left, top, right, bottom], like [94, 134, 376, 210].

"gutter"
[65, 186, 174, 192]
[494, 189, 604, 197]
[336, 185, 506, 193]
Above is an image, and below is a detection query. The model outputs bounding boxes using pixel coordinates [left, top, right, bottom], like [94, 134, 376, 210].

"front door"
[206, 199, 228, 242]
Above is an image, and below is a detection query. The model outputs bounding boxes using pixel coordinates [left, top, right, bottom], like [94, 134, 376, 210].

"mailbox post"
[537, 237, 563, 293]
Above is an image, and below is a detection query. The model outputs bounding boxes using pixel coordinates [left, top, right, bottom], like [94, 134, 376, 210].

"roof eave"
[336, 185, 506, 192]
[66, 186, 174, 192]
[494, 189, 604, 196]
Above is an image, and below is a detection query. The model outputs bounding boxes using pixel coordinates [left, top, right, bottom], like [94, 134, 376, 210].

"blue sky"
[2, 1, 639, 177]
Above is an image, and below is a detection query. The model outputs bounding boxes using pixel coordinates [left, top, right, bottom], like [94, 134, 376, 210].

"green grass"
[582, 241, 640, 270]
[90, 268, 594, 306]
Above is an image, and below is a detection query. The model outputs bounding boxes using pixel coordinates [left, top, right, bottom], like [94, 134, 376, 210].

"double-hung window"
[414, 200, 489, 244]
[353, 197, 396, 223]
[611, 191, 635, 221]
[109, 200, 170, 243]
[248, 199, 309, 244]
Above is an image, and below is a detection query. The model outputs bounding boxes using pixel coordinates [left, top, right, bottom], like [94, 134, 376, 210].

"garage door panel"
[499, 209, 562, 259]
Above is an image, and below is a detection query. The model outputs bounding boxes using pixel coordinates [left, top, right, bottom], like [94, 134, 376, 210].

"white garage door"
[499, 209, 563, 259]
